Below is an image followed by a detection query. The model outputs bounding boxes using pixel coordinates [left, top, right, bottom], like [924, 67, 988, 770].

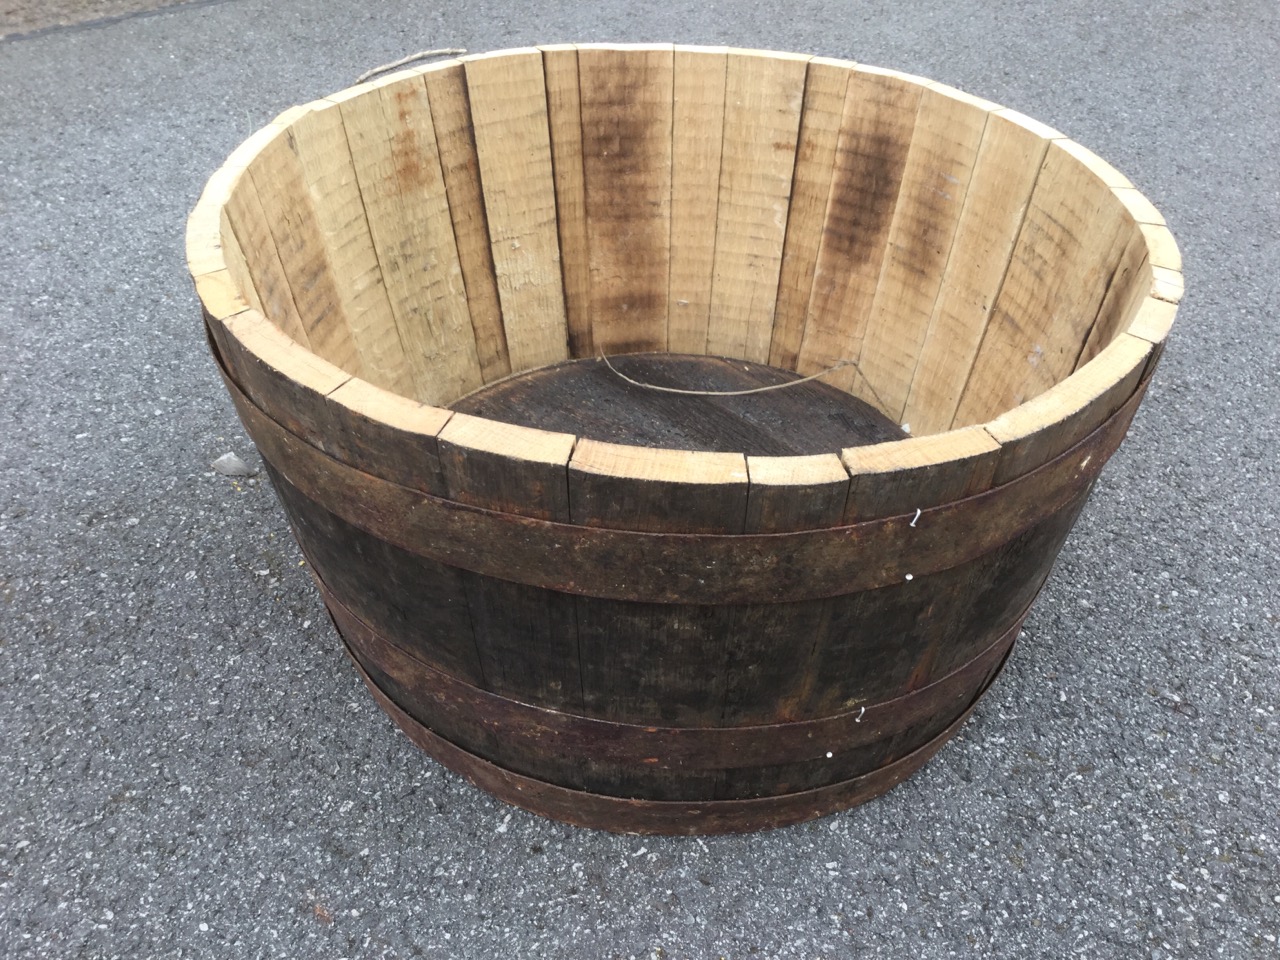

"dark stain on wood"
[347, 642, 1008, 834]
[390, 87, 427, 191]
[221, 363, 1146, 605]
[451, 353, 903, 455]
[267, 463, 485, 685]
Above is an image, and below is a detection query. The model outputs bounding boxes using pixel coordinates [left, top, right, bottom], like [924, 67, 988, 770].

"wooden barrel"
[186, 46, 1181, 835]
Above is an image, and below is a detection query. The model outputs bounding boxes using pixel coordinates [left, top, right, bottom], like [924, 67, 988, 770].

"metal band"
[320, 572, 1029, 772]
[346, 643, 1012, 836]
[223, 369, 1145, 605]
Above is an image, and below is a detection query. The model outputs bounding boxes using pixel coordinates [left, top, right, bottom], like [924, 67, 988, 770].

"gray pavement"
[1, 1, 1277, 956]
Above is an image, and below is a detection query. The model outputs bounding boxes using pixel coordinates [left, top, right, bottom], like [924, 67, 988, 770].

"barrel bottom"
[333, 607, 1018, 835]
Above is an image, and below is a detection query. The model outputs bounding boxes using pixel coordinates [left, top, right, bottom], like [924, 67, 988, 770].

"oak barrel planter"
[187, 46, 1181, 835]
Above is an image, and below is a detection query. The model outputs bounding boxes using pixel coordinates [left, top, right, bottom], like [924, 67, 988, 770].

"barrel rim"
[223, 357, 1143, 605]
[187, 45, 1181, 502]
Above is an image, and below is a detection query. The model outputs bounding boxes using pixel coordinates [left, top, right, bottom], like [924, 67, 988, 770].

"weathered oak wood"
[843, 425, 1000, 522]
[449, 354, 903, 455]
[569, 439, 748, 534]
[331, 73, 483, 404]
[667, 45, 728, 354]
[422, 60, 511, 382]
[796, 66, 923, 398]
[579, 43, 674, 355]
[899, 109, 1053, 434]
[437, 413, 574, 521]
[280, 102, 412, 394]
[463, 49, 569, 373]
[857, 83, 991, 420]
[769, 57, 854, 370]
[540, 44, 593, 358]
[350, 642, 1005, 834]
[953, 138, 1140, 426]
[221, 369, 1147, 605]
[706, 49, 809, 363]
[190, 48, 1178, 832]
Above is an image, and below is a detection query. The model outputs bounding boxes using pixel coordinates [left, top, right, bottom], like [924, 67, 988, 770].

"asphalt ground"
[0, 1, 198, 39]
[1, 1, 1277, 957]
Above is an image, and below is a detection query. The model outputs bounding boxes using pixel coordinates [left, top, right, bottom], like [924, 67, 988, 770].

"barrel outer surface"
[208, 326, 1149, 834]
[189, 48, 1177, 834]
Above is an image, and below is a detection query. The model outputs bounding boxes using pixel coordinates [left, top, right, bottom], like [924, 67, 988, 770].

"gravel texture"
[0, 0, 203, 39]
[1, 1, 1277, 957]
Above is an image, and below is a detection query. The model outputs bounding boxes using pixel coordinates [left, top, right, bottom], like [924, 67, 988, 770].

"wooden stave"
[219, 347, 1112, 816]
[346, 637, 1015, 836]
[183, 48, 1187, 834]
[263, 452, 1092, 729]
[188, 47, 1179, 538]
[214, 344, 1147, 607]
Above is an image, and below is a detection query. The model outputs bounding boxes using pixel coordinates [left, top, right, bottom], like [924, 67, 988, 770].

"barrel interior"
[188, 45, 1181, 834]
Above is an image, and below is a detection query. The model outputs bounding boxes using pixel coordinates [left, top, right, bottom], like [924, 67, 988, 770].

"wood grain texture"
[463, 49, 569, 373]
[423, 60, 511, 382]
[566, 394, 740, 793]
[745, 454, 849, 532]
[1112, 186, 1167, 227]
[335, 581, 1014, 769]
[667, 45, 728, 354]
[1055, 137, 1133, 189]
[540, 44, 593, 357]
[244, 117, 367, 376]
[769, 57, 854, 370]
[1074, 201, 1180, 369]
[842, 425, 1000, 521]
[1150, 266, 1184, 304]
[899, 109, 1051, 434]
[857, 83, 991, 420]
[449, 354, 902, 455]
[1126, 295, 1178, 353]
[1140, 222, 1181, 272]
[192, 269, 252, 325]
[222, 170, 313, 347]
[573, 597, 736, 730]
[462, 575, 582, 710]
[195, 51, 1181, 829]
[350, 646, 1000, 833]
[569, 439, 749, 534]
[439, 410, 581, 710]
[210, 308, 350, 446]
[224, 365, 1142, 605]
[336, 596, 583, 787]
[796, 68, 922, 396]
[579, 44, 674, 355]
[777, 489, 1082, 725]
[437, 412, 575, 521]
[332, 75, 483, 404]
[420, 310, 582, 710]
[706, 49, 809, 363]
[952, 139, 1140, 426]
[217, 206, 264, 316]
[323, 377, 453, 496]
[283, 102, 413, 394]
[271, 464, 485, 685]
[187, 164, 239, 278]
[201, 116, 310, 340]
[1075, 230, 1151, 369]
[987, 332, 1150, 484]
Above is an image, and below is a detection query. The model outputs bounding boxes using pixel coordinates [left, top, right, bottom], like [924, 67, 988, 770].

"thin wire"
[356, 48, 467, 85]
[599, 351, 883, 401]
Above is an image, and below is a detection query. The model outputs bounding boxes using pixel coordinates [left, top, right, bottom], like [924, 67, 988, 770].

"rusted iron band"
[347, 644, 1010, 835]
[221, 366, 1145, 604]
[318, 572, 1029, 771]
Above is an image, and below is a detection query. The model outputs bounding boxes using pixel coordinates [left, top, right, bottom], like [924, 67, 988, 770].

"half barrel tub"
[186, 46, 1182, 835]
